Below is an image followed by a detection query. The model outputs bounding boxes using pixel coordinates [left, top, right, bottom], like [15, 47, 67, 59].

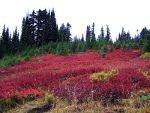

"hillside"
[0, 49, 150, 113]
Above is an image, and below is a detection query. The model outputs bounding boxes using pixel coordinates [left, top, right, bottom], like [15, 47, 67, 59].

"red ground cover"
[0, 49, 149, 101]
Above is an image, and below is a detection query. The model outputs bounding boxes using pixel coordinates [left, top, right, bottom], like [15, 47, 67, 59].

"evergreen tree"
[29, 10, 36, 45]
[44, 10, 52, 43]
[0, 38, 4, 58]
[1, 25, 11, 54]
[105, 25, 110, 41]
[91, 22, 96, 42]
[86, 25, 91, 48]
[140, 27, 147, 39]
[50, 9, 59, 42]
[20, 16, 32, 47]
[36, 9, 45, 46]
[11, 28, 19, 54]
[98, 26, 104, 40]
[91, 23, 96, 48]
[59, 23, 66, 41]
[65, 22, 72, 41]
[59, 23, 72, 42]
[81, 34, 84, 42]
[143, 32, 150, 52]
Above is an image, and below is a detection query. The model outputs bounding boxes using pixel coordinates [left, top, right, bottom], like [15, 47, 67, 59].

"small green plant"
[140, 95, 150, 102]
[140, 52, 150, 58]
[90, 69, 118, 81]
[99, 45, 108, 58]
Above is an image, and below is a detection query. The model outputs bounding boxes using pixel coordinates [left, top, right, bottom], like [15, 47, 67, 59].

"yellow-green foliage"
[44, 93, 56, 104]
[140, 52, 150, 58]
[90, 69, 118, 81]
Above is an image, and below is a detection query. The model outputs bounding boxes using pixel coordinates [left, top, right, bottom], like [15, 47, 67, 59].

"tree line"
[0, 8, 150, 59]
[0, 9, 71, 58]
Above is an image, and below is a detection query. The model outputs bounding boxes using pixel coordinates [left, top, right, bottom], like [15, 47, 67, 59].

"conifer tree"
[11, 28, 19, 54]
[1, 25, 11, 54]
[105, 25, 110, 41]
[65, 22, 72, 41]
[20, 16, 32, 48]
[91, 22, 96, 42]
[50, 9, 59, 42]
[86, 25, 91, 48]
[59, 23, 66, 41]
[29, 10, 36, 45]
[0, 38, 4, 58]
[81, 34, 84, 42]
[98, 26, 104, 40]
[91, 23, 96, 48]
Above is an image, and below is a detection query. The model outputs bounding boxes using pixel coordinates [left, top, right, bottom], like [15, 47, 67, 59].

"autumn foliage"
[0, 49, 149, 103]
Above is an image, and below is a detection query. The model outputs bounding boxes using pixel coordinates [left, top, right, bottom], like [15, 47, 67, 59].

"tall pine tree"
[1, 25, 11, 54]
[11, 28, 19, 54]
[105, 25, 110, 41]
[50, 9, 59, 42]
[98, 26, 104, 40]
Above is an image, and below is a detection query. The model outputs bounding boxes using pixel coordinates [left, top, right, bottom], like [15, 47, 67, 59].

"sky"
[0, 0, 150, 41]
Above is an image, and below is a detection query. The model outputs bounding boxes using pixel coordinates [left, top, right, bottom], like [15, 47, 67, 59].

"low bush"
[90, 69, 118, 81]
[140, 52, 150, 58]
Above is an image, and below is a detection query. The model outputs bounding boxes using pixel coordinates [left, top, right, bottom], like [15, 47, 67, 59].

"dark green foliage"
[115, 27, 133, 50]
[20, 9, 59, 47]
[0, 96, 21, 112]
[105, 25, 111, 41]
[11, 28, 20, 54]
[1, 26, 11, 54]
[71, 36, 79, 53]
[143, 35, 150, 52]
[99, 45, 108, 58]
[91, 23, 96, 48]
[86, 25, 91, 48]
[81, 34, 84, 42]
[29, 10, 36, 46]
[49, 9, 59, 42]
[0, 39, 4, 58]
[85, 23, 97, 49]
[59, 23, 72, 42]
[20, 16, 33, 48]
[98, 26, 105, 40]
[36, 9, 50, 46]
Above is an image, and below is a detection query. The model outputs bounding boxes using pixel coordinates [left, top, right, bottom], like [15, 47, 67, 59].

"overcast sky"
[0, 0, 150, 40]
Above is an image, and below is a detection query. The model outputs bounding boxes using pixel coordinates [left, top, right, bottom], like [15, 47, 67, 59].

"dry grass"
[4, 92, 150, 113]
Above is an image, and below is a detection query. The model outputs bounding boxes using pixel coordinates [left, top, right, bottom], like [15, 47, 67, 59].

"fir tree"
[50, 9, 59, 42]
[98, 26, 105, 40]
[91, 22, 96, 42]
[0, 38, 4, 58]
[86, 25, 91, 48]
[1, 25, 11, 54]
[11, 28, 19, 54]
[105, 25, 110, 41]
[20, 16, 32, 48]
[65, 22, 72, 41]
[59, 23, 66, 41]
[29, 10, 36, 45]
